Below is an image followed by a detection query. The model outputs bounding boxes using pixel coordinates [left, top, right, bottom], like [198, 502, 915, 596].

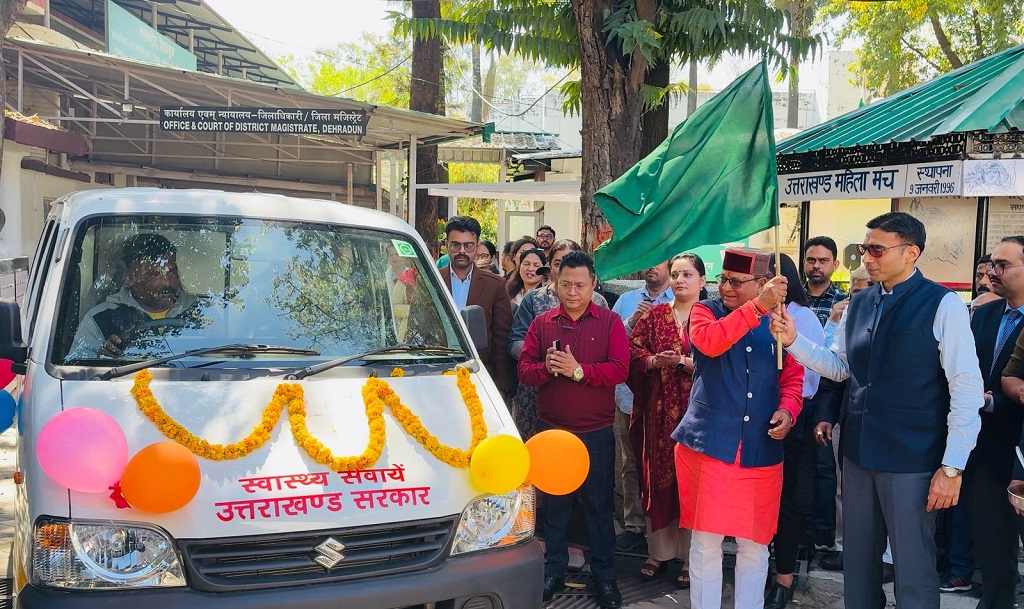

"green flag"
[594, 61, 779, 280]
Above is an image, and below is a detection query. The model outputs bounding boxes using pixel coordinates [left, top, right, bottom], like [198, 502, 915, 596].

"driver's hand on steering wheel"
[99, 334, 124, 358]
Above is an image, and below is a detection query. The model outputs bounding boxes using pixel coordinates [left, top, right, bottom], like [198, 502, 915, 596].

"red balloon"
[0, 359, 15, 389]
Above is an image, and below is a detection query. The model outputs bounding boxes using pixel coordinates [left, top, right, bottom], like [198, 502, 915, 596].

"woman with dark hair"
[627, 253, 706, 588]
[506, 236, 540, 276]
[475, 240, 499, 274]
[764, 253, 825, 609]
[507, 248, 546, 305]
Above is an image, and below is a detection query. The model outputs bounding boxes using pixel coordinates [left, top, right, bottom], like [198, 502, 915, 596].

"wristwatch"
[572, 366, 584, 383]
[940, 465, 962, 478]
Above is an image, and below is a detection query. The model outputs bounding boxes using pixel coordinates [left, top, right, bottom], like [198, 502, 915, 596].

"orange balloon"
[524, 429, 589, 495]
[120, 442, 201, 513]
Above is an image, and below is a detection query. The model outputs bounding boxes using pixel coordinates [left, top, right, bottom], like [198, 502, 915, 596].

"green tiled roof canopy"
[778, 43, 1024, 155]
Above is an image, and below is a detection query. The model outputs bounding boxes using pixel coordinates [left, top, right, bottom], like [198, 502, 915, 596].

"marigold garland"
[366, 367, 487, 468]
[131, 366, 487, 470]
[131, 369, 291, 461]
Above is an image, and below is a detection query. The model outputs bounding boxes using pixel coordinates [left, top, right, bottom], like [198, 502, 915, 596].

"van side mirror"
[460, 305, 488, 352]
[0, 300, 27, 373]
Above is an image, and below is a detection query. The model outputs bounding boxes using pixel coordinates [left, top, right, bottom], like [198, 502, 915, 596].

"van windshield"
[53, 215, 463, 368]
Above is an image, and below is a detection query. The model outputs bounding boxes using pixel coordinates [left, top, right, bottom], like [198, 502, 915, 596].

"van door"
[23, 217, 61, 341]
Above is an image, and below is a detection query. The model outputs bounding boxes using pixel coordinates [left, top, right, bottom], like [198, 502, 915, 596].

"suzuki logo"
[314, 537, 347, 570]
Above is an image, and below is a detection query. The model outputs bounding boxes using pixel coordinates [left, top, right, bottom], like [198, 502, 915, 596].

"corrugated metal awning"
[778, 43, 1024, 155]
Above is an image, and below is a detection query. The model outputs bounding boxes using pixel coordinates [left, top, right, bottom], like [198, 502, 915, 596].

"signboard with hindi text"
[905, 162, 962, 197]
[159, 107, 368, 136]
[779, 165, 908, 201]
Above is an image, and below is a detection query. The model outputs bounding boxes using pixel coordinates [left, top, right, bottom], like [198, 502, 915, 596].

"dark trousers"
[539, 425, 617, 581]
[967, 465, 1019, 609]
[945, 494, 974, 579]
[773, 409, 810, 575]
[843, 459, 937, 609]
[811, 439, 838, 540]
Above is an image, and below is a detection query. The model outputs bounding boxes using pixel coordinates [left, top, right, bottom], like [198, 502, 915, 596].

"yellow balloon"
[470, 434, 530, 495]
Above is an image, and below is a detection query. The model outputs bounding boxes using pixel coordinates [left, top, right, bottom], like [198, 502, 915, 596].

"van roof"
[55, 188, 414, 235]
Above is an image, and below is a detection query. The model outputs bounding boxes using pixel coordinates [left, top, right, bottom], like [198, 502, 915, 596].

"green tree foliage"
[821, 0, 1024, 97]
[278, 34, 413, 107]
[395, 0, 818, 250]
[447, 162, 499, 243]
[275, 25, 542, 119]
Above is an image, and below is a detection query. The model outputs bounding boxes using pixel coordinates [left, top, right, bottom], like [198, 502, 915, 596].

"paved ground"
[1, 427, 16, 581]
[0, 426, 1006, 608]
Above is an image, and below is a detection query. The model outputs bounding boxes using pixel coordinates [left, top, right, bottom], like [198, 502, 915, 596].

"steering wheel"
[120, 317, 192, 350]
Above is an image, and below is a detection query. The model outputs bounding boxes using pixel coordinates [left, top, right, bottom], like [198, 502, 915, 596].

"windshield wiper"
[94, 344, 321, 380]
[282, 343, 466, 380]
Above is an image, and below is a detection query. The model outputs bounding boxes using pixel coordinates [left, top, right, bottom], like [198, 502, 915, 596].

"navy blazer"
[971, 300, 1024, 483]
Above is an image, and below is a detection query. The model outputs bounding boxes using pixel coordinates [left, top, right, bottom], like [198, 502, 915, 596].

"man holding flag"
[592, 61, 801, 609]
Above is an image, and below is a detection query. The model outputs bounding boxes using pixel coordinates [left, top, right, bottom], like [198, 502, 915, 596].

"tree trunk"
[482, 50, 496, 123]
[787, 64, 799, 129]
[571, 0, 646, 252]
[470, 42, 482, 123]
[409, 0, 447, 250]
[0, 1, 30, 186]
[687, 61, 698, 117]
[641, 60, 669, 157]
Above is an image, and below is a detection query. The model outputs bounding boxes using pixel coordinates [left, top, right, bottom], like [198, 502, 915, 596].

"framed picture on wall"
[894, 197, 978, 290]
[985, 197, 1024, 253]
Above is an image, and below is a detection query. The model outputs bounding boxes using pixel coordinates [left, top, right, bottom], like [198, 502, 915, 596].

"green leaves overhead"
[822, 0, 1023, 97]
[394, 1, 820, 78]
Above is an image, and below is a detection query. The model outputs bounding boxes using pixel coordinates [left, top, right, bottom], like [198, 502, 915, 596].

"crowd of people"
[431, 213, 1024, 609]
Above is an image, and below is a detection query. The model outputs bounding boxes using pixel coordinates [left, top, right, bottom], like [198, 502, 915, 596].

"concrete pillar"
[0, 147, 29, 259]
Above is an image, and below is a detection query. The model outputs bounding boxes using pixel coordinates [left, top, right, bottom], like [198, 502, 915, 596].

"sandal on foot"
[676, 569, 690, 589]
[639, 559, 666, 581]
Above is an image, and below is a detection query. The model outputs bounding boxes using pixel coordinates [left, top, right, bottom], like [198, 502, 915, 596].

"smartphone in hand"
[551, 340, 561, 376]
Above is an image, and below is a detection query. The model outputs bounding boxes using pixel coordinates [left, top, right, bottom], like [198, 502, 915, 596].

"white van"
[1, 188, 542, 608]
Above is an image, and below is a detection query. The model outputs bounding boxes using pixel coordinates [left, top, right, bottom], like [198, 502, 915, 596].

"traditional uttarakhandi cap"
[722, 247, 772, 276]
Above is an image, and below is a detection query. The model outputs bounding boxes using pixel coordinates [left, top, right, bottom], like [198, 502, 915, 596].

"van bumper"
[18, 540, 544, 609]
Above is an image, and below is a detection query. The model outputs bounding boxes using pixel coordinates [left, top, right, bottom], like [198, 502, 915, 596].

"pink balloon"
[37, 408, 128, 493]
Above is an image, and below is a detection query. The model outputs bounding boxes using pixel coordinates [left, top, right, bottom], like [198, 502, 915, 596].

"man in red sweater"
[519, 250, 630, 609]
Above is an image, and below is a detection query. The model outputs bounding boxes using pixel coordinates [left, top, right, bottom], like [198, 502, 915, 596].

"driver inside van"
[68, 233, 206, 360]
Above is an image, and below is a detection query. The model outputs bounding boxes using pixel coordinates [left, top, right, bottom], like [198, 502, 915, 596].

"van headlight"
[31, 518, 186, 589]
[451, 484, 535, 556]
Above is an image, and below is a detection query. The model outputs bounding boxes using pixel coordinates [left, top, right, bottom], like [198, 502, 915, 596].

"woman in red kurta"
[628, 253, 706, 587]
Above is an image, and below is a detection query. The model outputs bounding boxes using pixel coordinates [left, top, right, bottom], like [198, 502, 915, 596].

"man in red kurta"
[519, 251, 630, 609]
[670, 248, 804, 609]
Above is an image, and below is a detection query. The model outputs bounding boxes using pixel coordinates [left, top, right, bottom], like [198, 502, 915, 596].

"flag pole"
[775, 224, 783, 370]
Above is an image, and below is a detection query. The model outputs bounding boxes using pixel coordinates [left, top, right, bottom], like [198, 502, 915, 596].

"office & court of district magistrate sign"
[160, 107, 368, 136]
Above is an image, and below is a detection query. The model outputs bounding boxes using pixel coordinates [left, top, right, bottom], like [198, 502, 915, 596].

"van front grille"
[178, 516, 456, 591]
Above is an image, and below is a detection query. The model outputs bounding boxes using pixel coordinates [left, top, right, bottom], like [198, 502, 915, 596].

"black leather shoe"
[595, 579, 622, 609]
[820, 551, 843, 571]
[764, 581, 795, 609]
[542, 576, 564, 602]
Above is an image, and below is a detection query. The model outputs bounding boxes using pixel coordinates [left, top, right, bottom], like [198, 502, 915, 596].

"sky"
[204, 0, 395, 61]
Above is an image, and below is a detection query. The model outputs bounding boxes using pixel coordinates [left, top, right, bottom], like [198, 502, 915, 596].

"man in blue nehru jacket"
[772, 212, 983, 609]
